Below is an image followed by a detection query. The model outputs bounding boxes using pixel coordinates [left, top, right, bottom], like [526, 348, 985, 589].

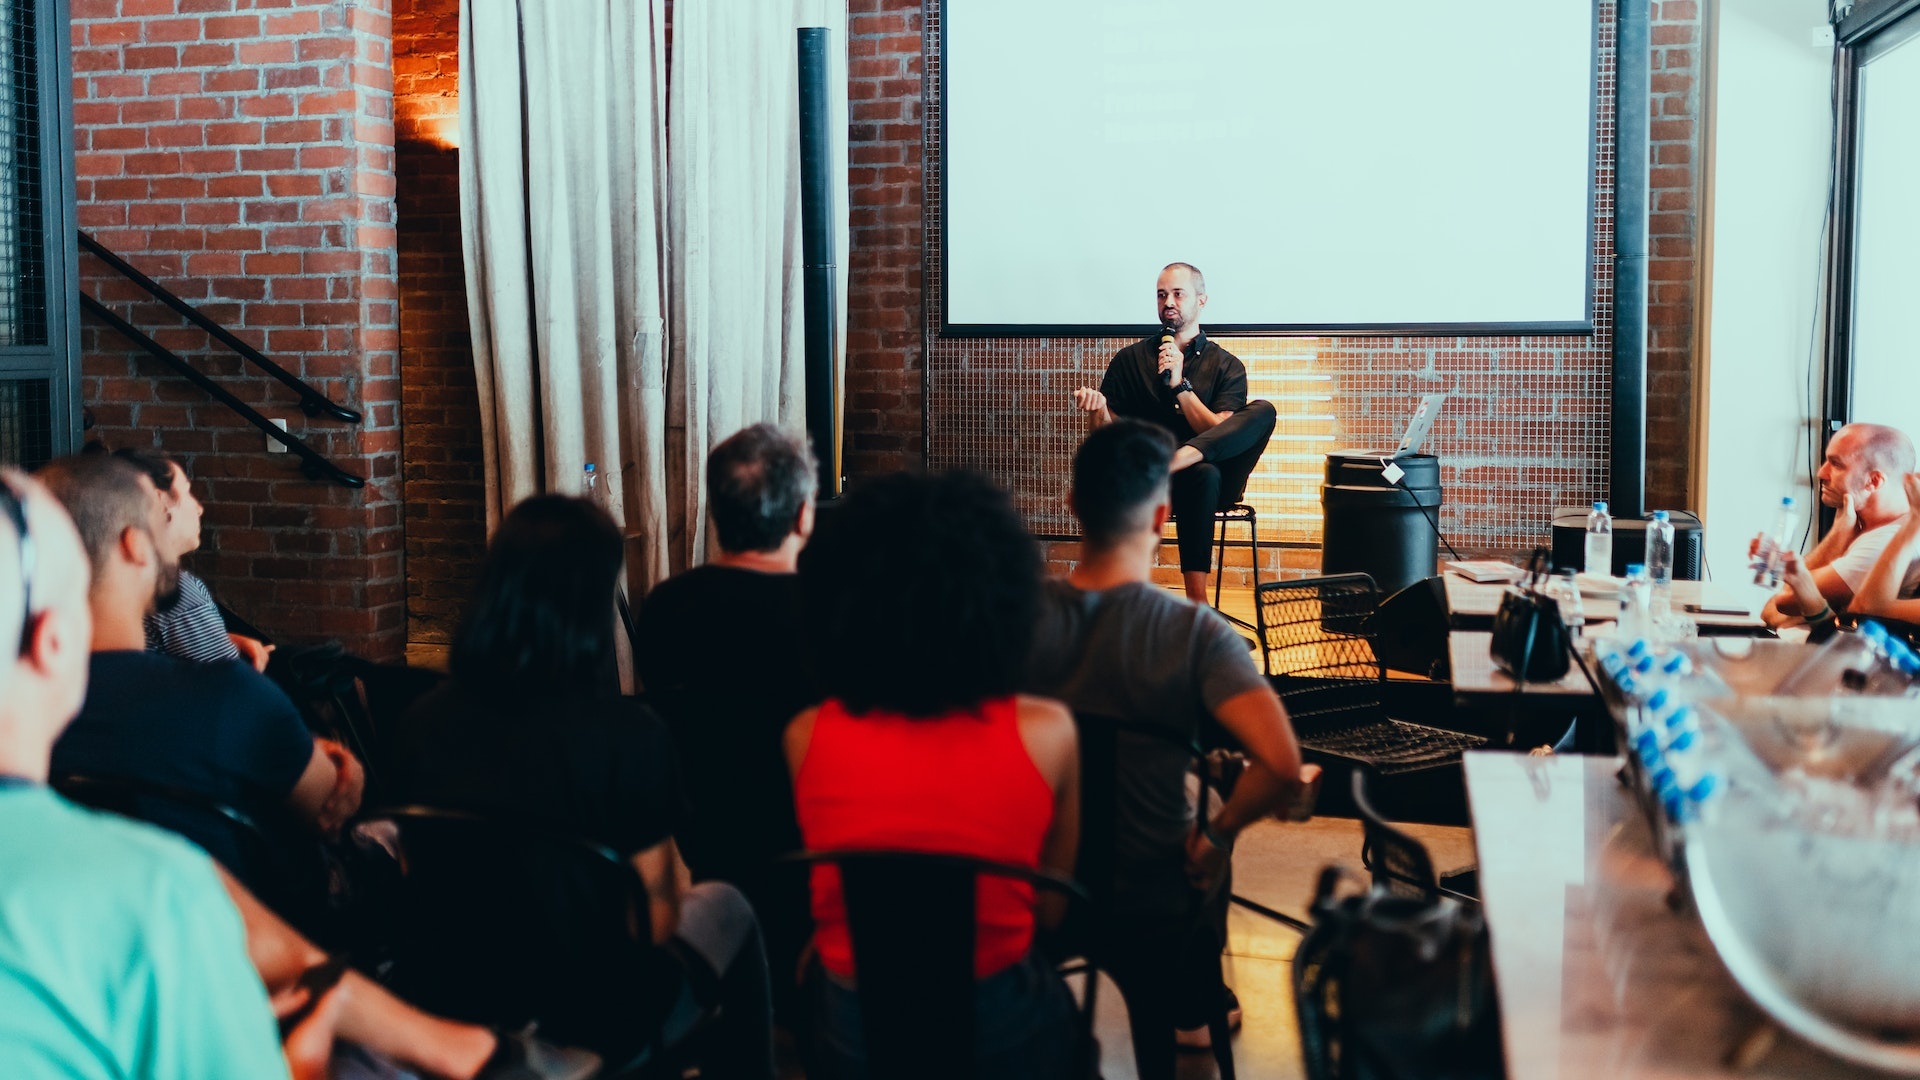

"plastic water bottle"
[1645, 510, 1674, 617]
[1776, 621, 1906, 697]
[1619, 564, 1652, 642]
[1751, 496, 1798, 588]
[582, 463, 601, 504]
[1585, 501, 1613, 576]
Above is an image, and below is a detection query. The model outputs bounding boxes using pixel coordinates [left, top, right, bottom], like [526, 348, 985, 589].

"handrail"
[79, 293, 366, 489]
[76, 231, 362, 424]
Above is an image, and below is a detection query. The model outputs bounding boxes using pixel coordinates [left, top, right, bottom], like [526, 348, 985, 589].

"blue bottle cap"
[1664, 705, 1696, 730]
[1637, 740, 1662, 767]
[1594, 501, 1607, 511]
[1781, 496, 1794, 506]
[1662, 653, 1692, 677]
[1617, 675, 1639, 697]
[1650, 764, 1675, 792]
[1647, 688, 1670, 712]
[1688, 774, 1720, 802]
[1635, 656, 1657, 676]
[1653, 510, 1669, 521]
[1664, 789, 1694, 824]
[584, 463, 596, 472]
[1627, 563, 1646, 575]
[1628, 639, 1651, 658]
[1667, 729, 1697, 753]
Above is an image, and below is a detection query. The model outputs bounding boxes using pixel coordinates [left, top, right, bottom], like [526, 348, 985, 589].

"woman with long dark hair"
[389, 495, 773, 1079]
[786, 471, 1081, 1079]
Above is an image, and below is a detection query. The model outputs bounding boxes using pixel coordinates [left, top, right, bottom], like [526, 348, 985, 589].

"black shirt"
[1099, 330, 1250, 443]
[388, 683, 688, 858]
[633, 565, 815, 884]
[51, 652, 318, 897]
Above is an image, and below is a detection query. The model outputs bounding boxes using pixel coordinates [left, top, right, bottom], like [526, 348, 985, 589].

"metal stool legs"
[1212, 503, 1260, 633]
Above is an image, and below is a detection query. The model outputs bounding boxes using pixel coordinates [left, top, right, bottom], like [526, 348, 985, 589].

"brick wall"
[842, 0, 1705, 587]
[1647, 0, 1703, 513]
[71, 0, 405, 660]
[393, 0, 482, 645]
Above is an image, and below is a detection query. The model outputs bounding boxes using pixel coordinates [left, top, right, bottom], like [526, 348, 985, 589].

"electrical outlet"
[266, 418, 288, 453]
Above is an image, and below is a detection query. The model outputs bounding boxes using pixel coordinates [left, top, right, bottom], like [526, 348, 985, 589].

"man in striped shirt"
[111, 448, 272, 670]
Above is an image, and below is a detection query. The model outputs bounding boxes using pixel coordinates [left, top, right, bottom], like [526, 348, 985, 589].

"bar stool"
[1212, 502, 1261, 632]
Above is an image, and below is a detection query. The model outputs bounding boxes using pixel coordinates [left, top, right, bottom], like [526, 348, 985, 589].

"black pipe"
[77, 231, 363, 424]
[1610, 0, 1650, 520]
[797, 27, 842, 497]
[79, 292, 366, 488]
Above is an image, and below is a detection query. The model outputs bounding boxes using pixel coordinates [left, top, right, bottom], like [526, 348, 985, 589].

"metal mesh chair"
[1351, 771, 1478, 905]
[1255, 573, 1486, 776]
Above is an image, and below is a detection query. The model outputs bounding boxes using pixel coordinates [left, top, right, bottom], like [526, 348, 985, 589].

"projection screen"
[940, 1, 1598, 335]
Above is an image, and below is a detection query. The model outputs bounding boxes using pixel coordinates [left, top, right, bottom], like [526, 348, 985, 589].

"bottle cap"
[1665, 705, 1696, 730]
[1627, 639, 1650, 658]
[1861, 620, 1886, 642]
[584, 463, 596, 472]
[1653, 510, 1669, 521]
[1667, 728, 1697, 753]
[1647, 688, 1670, 711]
[1627, 563, 1645, 575]
[1593, 501, 1607, 511]
[1635, 655, 1656, 676]
[1781, 496, 1794, 506]
[1662, 653, 1693, 677]
[1689, 774, 1720, 802]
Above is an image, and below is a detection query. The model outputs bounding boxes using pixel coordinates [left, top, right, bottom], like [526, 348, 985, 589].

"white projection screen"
[941, 1, 1598, 335]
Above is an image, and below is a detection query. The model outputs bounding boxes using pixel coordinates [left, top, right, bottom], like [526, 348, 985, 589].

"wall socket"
[266, 418, 289, 453]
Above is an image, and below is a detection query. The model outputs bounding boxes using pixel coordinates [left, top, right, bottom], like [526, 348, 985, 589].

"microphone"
[1160, 325, 1175, 387]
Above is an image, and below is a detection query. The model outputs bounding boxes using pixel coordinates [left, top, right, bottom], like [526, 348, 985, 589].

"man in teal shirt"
[0, 469, 289, 1078]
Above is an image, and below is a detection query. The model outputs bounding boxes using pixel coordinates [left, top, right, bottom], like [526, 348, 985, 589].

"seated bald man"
[1762, 422, 1915, 627]
[1071, 262, 1277, 604]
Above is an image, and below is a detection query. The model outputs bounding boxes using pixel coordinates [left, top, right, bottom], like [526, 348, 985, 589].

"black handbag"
[1488, 547, 1571, 682]
[1293, 867, 1504, 1080]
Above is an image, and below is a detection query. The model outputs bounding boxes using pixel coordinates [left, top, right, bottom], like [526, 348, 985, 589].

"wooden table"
[1465, 751, 1878, 1079]
[1442, 573, 1767, 634]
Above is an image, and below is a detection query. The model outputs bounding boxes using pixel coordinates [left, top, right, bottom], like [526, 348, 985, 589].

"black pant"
[1170, 399, 1277, 573]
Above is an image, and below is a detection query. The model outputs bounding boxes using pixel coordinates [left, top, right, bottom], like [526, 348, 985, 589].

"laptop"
[1395, 393, 1448, 456]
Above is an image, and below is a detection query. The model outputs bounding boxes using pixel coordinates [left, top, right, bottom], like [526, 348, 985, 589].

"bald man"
[0, 469, 290, 1078]
[1763, 423, 1915, 627]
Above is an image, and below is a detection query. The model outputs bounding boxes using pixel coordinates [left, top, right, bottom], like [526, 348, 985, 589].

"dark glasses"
[0, 479, 33, 657]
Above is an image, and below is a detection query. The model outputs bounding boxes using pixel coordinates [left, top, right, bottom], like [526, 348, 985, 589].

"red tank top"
[793, 696, 1056, 980]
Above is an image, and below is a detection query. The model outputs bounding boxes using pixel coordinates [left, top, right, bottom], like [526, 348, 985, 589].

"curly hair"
[800, 470, 1041, 718]
[451, 495, 623, 695]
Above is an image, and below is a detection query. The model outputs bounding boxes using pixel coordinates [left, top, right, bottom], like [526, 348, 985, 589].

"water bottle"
[1619, 564, 1652, 643]
[1776, 622, 1905, 697]
[1645, 510, 1674, 618]
[582, 463, 602, 505]
[1585, 501, 1613, 576]
[1751, 496, 1798, 588]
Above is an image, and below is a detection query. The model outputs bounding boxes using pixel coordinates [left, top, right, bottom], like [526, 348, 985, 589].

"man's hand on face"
[1831, 493, 1860, 544]
[1157, 339, 1185, 391]
[1071, 387, 1107, 414]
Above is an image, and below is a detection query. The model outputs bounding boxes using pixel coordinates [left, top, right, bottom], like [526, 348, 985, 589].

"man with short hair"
[0, 469, 599, 1080]
[634, 422, 818, 1013]
[36, 454, 361, 911]
[1763, 422, 1915, 626]
[1071, 262, 1278, 603]
[1026, 419, 1310, 1073]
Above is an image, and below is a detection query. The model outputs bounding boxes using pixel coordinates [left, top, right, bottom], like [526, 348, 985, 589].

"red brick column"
[1647, 0, 1704, 513]
[71, 0, 405, 660]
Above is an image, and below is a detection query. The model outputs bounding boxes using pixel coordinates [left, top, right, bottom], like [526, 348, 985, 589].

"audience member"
[36, 453, 362, 916]
[1799, 470, 1920, 627]
[634, 422, 818, 1011]
[1763, 422, 1914, 626]
[788, 470, 1081, 1080]
[0, 471, 595, 1080]
[1025, 420, 1308, 1071]
[111, 448, 271, 669]
[388, 494, 774, 1079]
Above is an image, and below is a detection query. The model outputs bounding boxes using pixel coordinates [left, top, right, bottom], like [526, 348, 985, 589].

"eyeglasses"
[0, 479, 33, 657]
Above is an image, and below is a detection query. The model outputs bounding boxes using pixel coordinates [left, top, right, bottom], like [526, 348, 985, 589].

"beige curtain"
[460, 0, 671, 591]
[667, 0, 847, 569]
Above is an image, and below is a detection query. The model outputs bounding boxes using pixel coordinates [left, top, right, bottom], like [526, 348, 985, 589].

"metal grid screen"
[0, 377, 52, 468]
[0, 0, 44, 348]
[923, 2, 1617, 557]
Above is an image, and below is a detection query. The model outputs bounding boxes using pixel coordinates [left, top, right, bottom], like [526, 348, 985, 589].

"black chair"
[1067, 712, 1241, 1080]
[784, 848, 1094, 1080]
[359, 805, 700, 1076]
[1255, 574, 1487, 780]
[1349, 771, 1477, 905]
[53, 772, 329, 934]
[1211, 502, 1263, 632]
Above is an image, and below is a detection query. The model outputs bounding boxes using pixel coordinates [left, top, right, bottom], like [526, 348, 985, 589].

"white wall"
[1702, 0, 1834, 595]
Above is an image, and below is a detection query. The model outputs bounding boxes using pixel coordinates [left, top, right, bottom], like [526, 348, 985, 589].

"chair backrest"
[1349, 771, 1440, 902]
[53, 772, 322, 925]
[1069, 712, 1215, 909]
[784, 849, 1087, 1080]
[1255, 573, 1386, 681]
[360, 805, 667, 1062]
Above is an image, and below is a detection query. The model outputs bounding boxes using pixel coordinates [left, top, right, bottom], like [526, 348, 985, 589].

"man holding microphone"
[1072, 263, 1277, 603]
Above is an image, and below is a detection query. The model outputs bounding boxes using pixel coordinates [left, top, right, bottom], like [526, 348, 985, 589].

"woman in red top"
[786, 471, 1080, 1080]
